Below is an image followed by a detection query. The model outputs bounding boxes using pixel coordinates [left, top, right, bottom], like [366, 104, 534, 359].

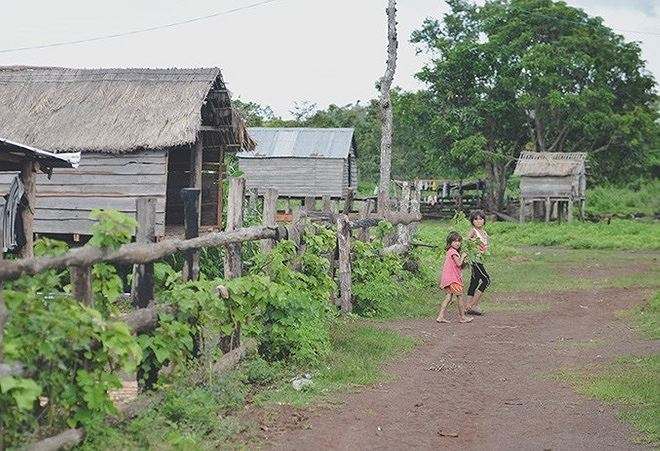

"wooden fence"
[0, 178, 421, 450]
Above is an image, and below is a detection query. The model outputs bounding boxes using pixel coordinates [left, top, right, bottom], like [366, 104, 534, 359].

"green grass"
[489, 219, 660, 250]
[253, 321, 419, 407]
[627, 291, 660, 340]
[81, 320, 418, 449]
[585, 181, 660, 218]
[555, 355, 660, 445]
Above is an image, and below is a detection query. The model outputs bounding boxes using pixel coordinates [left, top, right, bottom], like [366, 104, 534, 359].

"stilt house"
[237, 128, 357, 197]
[514, 151, 587, 222]
[0, 66, 255, 238]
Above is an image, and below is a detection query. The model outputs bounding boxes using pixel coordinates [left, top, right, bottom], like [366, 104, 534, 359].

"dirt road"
[265, 286, 658, 450]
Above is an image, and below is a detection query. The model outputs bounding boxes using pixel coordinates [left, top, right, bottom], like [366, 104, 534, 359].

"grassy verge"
[253, 321, 419, 407]
[625, 291, 660, 340]
[488, 219, 660, 250]
[80, 320, 418, 450]
[555, 355, 660, 446]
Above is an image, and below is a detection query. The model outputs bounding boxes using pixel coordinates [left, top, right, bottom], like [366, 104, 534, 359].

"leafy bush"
[248, 230, 335, 364]
[352, 237, 406, 317]
[585, 180, 660, 218]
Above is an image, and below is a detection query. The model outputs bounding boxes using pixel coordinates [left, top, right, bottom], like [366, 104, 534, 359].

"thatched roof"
[514, 151, 587, 177]
[0, 66, 255, 154]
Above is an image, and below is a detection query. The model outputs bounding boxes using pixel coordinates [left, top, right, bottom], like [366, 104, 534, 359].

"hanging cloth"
[2, 175, 27, 253]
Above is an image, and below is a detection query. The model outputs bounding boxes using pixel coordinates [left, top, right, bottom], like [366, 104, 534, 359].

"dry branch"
[0, 225, 284, 282]
[0, 362, 25, 378]
[117, 305, 176, 335]
[27, 428, 84, 451]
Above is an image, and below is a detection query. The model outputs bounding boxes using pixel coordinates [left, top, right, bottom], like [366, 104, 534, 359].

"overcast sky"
[0, 0, 658, 117]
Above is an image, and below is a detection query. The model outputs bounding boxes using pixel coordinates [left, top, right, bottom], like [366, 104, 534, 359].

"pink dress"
[440, 248, 463, 289]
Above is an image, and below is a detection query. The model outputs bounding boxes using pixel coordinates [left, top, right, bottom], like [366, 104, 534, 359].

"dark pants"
[467, 263, 490, 296]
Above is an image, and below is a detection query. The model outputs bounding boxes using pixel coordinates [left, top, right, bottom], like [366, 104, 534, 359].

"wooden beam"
[19, 160, 36, 258]
[131, 198, 157, 308]
[260, 188, 278, 253]
[70, 266, 93, 306]
[181, 189, 201, 282]
[336, 214, 352, 313]
[0, 224, 283, 282]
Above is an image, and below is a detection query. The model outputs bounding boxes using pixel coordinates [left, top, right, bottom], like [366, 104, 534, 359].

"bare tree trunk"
[484, 159, 509, 211]
[377, 0, 398, 214]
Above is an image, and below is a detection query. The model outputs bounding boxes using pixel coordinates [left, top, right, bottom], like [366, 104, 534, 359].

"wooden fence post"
[358, 199, 373, 242]
[248, 188, 258, 211]
[336, 214, 352, 313]
[260, 188, 278, 253]
[322, 195, 332, 214]
[70, 266, 93, 307]
[304, 196, 316, 213]
[220, 177, 245, 353]
[397, 182, 411, 245]
[408, 187, 421, 237]
[19, 160, 36, 259]
[342, 187, 355, 215]
[181, 188, 201, 282]
[519, 197, 525, 223]
[131, 197, 157, 309]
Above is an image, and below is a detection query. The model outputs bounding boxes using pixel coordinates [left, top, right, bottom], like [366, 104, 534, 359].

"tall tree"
[378, 0, 398, 213]
[412, 0, 658, 209]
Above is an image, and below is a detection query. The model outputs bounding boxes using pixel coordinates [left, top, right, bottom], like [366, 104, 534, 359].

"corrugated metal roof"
[238, 128, 354, 159]
[0, 138, 80, 169]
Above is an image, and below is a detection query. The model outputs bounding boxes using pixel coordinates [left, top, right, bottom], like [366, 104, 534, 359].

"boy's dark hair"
[445, 231, 462, 250]
[470, 209, 486, 225]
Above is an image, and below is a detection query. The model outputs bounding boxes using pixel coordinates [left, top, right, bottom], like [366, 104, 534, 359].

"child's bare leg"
[470, 289, 484, 308]
[437, 293, 452, 323]
[465, 294, 474, 310]
[457, 295, 473, 323]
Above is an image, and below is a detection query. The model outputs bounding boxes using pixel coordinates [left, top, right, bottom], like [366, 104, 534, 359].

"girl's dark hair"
[445, 231, 462, 250]
[470, 209, 486, 225]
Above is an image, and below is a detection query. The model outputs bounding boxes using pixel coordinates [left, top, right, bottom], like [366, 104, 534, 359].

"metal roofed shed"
[238, 128, 358, 197]
[513, 151, 588, 222]
[0, 66, 255, 238]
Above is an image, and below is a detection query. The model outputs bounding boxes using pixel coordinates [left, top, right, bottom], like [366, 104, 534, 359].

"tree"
[378, 0, 398, 213]
[232, 98, 275, 127]
[412, 0, 658, 209]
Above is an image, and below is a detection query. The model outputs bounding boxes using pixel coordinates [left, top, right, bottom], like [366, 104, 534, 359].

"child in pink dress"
[437, 231, 473, 324]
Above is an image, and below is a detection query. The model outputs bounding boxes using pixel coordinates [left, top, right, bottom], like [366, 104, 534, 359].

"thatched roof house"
[0, 66, 254, 237]
[237, 128, 358, 197]
[513, 151, 588, 222]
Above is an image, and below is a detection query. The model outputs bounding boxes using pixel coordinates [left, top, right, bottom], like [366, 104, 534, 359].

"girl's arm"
[452, 252, 466, 267]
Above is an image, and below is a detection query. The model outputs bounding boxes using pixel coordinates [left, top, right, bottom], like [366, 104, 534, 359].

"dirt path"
[264, 286, 659, 450]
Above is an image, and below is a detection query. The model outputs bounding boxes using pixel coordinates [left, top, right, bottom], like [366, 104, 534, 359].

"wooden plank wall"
[239, 157, 346, 197]
[0, 151, 167, 236]
[520, 176, 575, 198]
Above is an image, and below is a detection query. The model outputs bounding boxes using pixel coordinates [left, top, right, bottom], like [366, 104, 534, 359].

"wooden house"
[513, 151, 587, 222]
[237, 128, 357, 197]
[0, 66, 254, 238]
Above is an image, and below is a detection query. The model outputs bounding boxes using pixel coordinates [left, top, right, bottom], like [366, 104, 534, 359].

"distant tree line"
[234, 0, 659, 210]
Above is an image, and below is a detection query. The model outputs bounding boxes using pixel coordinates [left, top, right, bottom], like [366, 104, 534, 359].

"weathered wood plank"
[336, 214, 352, 313]
[181, 189, 200, 282]
[70, 266, 93, 306]
[260, 188, 278, 253]
[131, 198, 157, 308]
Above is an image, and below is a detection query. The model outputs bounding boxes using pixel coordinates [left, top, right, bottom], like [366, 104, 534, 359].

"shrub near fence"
[0, 177, 421, 449]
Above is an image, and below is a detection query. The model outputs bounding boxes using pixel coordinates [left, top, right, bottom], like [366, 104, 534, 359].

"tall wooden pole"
[131, 197, 157, 308]
[377, 0, 398, 214]
[19, 160, 36, 258]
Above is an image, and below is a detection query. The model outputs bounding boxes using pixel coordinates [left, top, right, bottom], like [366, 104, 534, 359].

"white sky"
[0, 0, 658, 117]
